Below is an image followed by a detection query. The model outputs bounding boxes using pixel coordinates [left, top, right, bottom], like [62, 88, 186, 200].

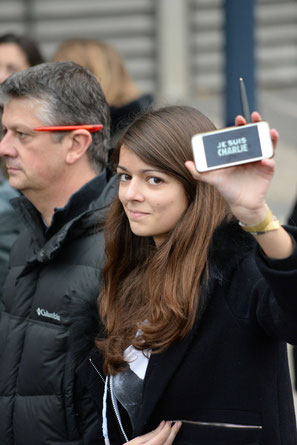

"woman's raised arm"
[185, 111, 293, 259]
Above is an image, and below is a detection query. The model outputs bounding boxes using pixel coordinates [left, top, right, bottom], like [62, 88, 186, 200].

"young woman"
[75, 106, 297, 445]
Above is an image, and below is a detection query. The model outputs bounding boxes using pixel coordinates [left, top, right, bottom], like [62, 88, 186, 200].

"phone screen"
[203, 125, 262, 168]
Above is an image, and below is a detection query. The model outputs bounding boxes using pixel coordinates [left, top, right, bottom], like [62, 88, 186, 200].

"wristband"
[239, 208, 281, 235]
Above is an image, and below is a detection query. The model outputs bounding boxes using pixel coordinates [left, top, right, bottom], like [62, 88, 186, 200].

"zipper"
[110, 376, 129, 442]
[89, 357, 106, 385]
[178, 420, 263, 430]
[89, 357, 129, 443]
[89, 358, 262, 436]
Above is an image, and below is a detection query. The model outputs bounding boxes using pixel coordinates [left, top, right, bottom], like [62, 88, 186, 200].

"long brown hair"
[96, 106, 231, 375]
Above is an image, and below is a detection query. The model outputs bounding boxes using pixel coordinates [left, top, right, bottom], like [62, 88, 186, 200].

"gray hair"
[0, 61, 110, 173]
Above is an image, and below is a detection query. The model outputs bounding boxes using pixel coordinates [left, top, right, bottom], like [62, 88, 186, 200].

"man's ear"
[65, 130, 92, 165]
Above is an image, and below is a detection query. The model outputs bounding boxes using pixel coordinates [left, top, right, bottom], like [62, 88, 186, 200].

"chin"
[131, 231, 150, 238]
[130, 227, 152, 238]
[8, 178, 21, 189]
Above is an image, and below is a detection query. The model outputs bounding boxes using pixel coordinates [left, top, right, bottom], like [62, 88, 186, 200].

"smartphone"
[191, 121, 274, 172]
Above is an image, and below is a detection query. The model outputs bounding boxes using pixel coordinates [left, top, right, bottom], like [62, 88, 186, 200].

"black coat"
[0, 171, 117, 445]
[109, 94, 153, 137]
[75, 222, 297, 445]
[109, 94, 153, 145]
[287, 199, 297, 390]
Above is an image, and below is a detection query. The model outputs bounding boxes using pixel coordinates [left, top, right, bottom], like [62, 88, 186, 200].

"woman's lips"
[127, 209, 149, 219]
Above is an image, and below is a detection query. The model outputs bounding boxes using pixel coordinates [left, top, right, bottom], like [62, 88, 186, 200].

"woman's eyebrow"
[117, 165, 164, 174]
[117, 165, 128, 171]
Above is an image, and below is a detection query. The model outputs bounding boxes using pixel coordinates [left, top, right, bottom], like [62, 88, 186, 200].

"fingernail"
[172, 421, 182, 429]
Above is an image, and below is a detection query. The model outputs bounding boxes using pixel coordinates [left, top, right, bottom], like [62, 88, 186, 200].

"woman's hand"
[124, 421, 182, 445]
[186, 112, 294, 259]
[185, 111, 279, 225]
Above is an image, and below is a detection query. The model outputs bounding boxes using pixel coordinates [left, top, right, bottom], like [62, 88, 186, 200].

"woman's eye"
[119, 173, 131, 182]
[148, 177, 162, 185]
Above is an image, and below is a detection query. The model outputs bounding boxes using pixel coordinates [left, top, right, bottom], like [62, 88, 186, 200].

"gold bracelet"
[239, 208, 281, 235]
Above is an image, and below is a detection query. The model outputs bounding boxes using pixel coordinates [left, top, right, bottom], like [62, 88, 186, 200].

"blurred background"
[1, 0, 297, 406]
[2, 0, 295, 220]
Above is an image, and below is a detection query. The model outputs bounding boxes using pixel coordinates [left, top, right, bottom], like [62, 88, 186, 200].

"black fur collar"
[208, 219, 255, 282]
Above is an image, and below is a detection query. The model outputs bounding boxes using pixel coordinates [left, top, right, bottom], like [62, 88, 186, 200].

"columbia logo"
[36, 307, 61, 322]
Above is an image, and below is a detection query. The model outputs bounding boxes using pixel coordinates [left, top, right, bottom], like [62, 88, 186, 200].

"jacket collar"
[11, 170, 118, 267]
[46, 169, 109, 238]
[133, 331, 197, 435]
[11, 169, 109, 236]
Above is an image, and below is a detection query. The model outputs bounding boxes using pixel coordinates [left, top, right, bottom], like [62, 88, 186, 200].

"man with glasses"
[0, 61, 116, 445]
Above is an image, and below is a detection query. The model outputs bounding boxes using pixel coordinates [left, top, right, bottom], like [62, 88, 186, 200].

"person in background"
[0, 32, 44, 84]
[74, 106, 297, 445]
[52, 39, 153, 144]
[0, 32, 45, 298]
[0, 172, 23, 297]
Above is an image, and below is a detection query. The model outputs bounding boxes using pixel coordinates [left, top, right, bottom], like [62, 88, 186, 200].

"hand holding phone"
[191, 121, 274, 172]
[191, 78, 273, 172]
[186, 109, 277, 225]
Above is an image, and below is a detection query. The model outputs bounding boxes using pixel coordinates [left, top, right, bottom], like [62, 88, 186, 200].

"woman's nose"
[126, 180, 144, 201]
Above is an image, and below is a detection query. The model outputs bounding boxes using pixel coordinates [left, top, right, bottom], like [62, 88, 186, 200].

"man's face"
[0, 98, 67, 198]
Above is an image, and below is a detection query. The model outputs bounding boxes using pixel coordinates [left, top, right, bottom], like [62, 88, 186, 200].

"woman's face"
[0, 43, 30, 83]
[117, 145, 188, 247]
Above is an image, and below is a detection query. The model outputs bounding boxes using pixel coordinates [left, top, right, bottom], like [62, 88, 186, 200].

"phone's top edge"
[191, 121, 269, 141]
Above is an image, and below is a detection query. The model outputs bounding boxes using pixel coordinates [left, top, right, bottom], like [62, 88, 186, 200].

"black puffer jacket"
[0, 171, 117, 445]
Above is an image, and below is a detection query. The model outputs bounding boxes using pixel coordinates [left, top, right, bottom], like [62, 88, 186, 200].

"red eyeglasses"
[34, 124, 103, 133]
